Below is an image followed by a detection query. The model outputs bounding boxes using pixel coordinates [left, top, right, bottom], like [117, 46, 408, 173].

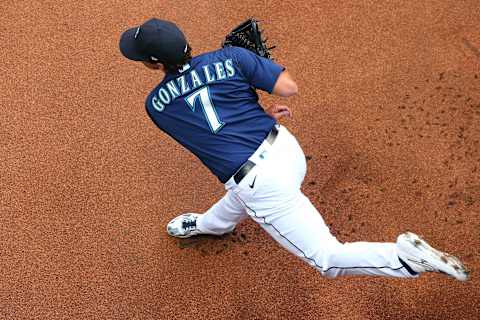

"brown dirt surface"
[1, 1, 479, 319]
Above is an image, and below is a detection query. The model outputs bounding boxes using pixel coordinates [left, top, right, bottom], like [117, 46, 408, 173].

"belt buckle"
[259, 150, 267, 159]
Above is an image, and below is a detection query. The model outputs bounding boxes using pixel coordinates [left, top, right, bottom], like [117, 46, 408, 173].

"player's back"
[145, 46, 284, 182]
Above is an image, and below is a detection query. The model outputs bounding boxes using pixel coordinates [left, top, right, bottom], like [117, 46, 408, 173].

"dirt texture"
[1, 1, 479, 319]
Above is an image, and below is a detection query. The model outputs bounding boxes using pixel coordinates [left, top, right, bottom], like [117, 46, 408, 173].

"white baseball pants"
[197, 125, 414, 278]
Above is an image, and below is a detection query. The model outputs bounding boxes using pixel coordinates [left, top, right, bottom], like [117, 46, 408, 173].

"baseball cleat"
[167, 213, 203, 238]
[396, 232, 469, 281]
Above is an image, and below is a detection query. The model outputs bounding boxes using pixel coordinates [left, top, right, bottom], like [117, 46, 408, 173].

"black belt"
[233, 125, 279, 184]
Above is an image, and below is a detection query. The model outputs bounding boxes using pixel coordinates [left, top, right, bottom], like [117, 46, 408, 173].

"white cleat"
[167, 213, 203, 238]
[396, 232, 469, 281]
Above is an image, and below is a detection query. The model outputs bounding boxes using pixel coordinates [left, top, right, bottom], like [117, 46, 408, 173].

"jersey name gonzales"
[151, 59, 235, 112]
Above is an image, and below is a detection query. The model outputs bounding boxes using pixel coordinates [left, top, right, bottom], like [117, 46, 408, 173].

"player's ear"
[142, 61, 162, 70]
[149, 56, 166, 71]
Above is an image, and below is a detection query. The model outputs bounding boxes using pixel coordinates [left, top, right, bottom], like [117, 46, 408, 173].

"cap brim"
[119, 28, 148, 61]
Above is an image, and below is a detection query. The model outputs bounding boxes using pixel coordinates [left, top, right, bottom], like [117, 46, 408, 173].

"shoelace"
[182, 218, 197, 231]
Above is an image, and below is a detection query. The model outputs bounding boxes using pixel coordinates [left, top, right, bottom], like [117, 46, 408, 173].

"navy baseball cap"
[119, 18, 188, 64]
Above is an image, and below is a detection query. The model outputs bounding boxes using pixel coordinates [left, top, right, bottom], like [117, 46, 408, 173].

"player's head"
[119, 18, 192, 73]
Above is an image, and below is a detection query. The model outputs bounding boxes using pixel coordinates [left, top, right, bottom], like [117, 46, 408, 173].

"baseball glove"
[222, 18, 275, 59]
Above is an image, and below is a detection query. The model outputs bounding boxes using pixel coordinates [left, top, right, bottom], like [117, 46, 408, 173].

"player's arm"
[268, 71, 296, 119]
[272, 71, 298, 97]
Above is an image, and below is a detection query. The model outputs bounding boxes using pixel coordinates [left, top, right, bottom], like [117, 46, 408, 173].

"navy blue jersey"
[145, 46, 285, 182]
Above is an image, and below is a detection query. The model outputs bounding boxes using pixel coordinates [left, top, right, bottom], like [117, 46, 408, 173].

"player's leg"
[236, 189, 413, 278]
[167, 189, 248, 238]
[243, 191, 467, 280]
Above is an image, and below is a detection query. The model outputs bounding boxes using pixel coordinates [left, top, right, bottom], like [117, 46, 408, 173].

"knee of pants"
[324, 241, 354, 278]
[317, 241, 369, 279]
[309, 239, 345, 279]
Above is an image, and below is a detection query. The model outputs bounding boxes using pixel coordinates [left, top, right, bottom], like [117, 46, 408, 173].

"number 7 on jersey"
[185, 86, 225, 133]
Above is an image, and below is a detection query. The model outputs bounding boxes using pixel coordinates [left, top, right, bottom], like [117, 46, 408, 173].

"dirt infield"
[1, 1, 479, 319]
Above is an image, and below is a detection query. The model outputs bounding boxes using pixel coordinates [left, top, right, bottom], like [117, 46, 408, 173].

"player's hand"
[265, 104, 292, 120]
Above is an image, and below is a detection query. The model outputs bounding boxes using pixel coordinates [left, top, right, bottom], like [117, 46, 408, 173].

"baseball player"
[119, 18, 469, 281]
